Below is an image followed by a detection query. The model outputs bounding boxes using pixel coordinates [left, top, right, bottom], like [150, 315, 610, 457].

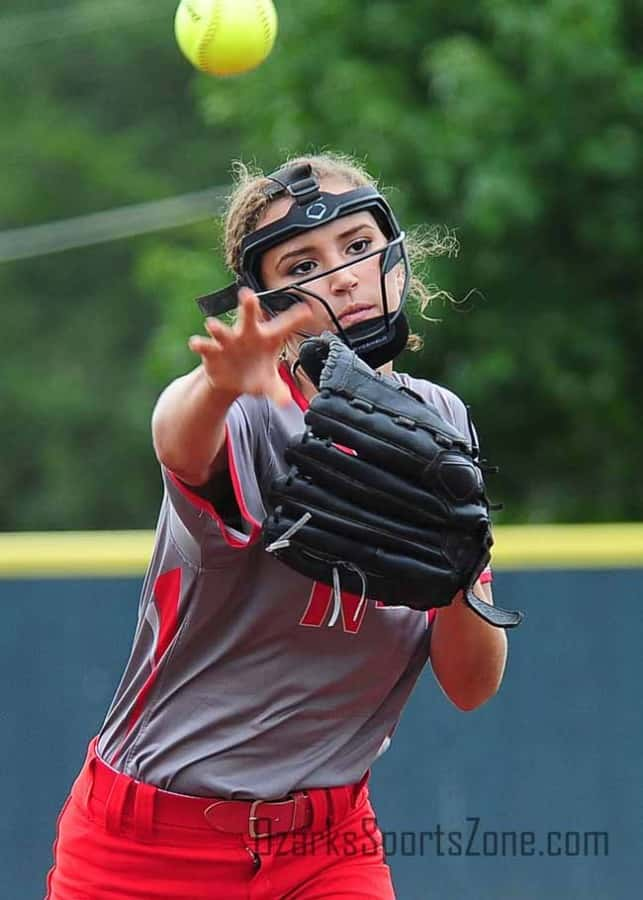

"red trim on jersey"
[166, 469, 260, 549]
[224, 422, 263, 535]
[278, 362, 357, 456]
[167, 368, 297, 543]
[125, 569, 181, 731]
[279, 360, 308, 410]
[480, 566, 493, 584]
[112, 569, 183, 764]
[151, 568, 182, 664]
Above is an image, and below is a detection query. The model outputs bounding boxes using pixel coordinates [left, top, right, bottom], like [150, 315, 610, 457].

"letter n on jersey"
[299, 583, 368, 634]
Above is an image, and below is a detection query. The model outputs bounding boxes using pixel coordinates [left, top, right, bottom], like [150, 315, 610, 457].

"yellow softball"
[174, 0, 278, 76]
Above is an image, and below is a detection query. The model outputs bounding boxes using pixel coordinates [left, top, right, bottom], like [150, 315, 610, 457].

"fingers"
[189, 286, 315, 403]
[237, 287, 263, 335]
[204, 286, 314, 346]
[188, 334, 221, 355]
[238, 286, 314, 341]
[262, 300, 314, 341]
[204, 316, 227, 339]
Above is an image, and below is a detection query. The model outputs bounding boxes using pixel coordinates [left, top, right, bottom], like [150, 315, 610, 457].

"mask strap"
[265, 164, 321, 205]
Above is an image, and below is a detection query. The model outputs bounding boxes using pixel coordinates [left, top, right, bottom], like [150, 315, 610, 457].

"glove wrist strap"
[464, 590, 524, 629]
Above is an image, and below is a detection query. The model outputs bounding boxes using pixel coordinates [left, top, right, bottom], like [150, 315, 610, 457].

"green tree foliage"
[0, 1, 228, 529]
[1, 0, 641, 528]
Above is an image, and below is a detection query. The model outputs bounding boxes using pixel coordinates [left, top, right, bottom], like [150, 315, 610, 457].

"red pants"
[46, 740, 396, 899]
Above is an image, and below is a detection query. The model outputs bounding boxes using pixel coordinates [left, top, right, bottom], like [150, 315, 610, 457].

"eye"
[287, 259, 317, 277]
[348, 238, 372, 255]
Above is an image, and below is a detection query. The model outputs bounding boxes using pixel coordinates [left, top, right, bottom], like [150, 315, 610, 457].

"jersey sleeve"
[161, 395, 274, 565]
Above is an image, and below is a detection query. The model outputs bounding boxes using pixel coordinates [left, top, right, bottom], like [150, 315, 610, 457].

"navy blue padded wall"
[1, 570, 640, 899]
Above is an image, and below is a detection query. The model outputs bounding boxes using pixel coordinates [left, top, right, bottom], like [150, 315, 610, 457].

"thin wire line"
[0, 0, 175, 51]
[0, 187, 228, 263]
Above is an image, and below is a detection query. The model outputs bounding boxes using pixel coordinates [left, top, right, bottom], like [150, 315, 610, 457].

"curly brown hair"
[222, 151, 458, 351]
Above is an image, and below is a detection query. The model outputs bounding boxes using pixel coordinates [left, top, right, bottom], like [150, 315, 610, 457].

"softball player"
[46, 153, 507, 899]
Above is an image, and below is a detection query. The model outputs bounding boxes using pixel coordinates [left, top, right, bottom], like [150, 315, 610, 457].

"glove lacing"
[265, 512, 368, 626]
[330, 562, 368, 626]
[264, 511, 312, 553]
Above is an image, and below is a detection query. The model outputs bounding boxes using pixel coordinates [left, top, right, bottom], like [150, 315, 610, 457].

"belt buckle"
[248, 796, 298, 840]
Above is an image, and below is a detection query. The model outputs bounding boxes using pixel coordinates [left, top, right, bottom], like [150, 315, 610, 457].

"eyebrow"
[276, 222, 376, 268]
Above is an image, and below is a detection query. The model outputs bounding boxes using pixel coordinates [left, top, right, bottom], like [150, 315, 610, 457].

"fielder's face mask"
[196, 163, 412, 369]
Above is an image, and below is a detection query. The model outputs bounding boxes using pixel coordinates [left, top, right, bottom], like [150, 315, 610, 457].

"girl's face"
[258, 177, 403, 336]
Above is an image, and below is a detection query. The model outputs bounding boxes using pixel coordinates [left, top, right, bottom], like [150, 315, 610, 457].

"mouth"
[337, 303, 377, 328]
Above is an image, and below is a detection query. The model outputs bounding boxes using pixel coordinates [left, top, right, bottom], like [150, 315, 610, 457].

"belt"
[205, 796, 311, 839]
[82, 741, 366, 840]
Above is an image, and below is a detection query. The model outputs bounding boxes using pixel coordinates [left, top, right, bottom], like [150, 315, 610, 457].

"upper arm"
[168, 437, 228, 488]
[161, 395, 273, 549]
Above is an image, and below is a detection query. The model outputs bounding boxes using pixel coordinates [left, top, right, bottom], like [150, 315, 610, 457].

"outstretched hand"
[188, 288, 313, 406]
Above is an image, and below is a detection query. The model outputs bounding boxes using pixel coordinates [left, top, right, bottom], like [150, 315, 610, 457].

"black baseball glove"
[262, 334, 523, 628]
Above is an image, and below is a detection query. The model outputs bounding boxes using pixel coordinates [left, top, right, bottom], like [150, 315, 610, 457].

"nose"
[328, 263, 359, 295]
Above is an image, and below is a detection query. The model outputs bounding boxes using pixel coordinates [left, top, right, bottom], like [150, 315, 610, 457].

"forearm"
[151, 365, 239, 484]
[429, 584, 508, 711]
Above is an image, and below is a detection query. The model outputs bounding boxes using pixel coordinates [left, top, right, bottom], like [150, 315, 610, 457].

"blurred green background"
[1, 0, 641, 530]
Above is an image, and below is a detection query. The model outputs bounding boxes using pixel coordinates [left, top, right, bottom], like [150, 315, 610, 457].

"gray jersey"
[97, 370, 473, 800]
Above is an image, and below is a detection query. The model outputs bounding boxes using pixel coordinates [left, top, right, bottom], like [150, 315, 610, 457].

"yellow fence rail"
[0, 524, 642, 578]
